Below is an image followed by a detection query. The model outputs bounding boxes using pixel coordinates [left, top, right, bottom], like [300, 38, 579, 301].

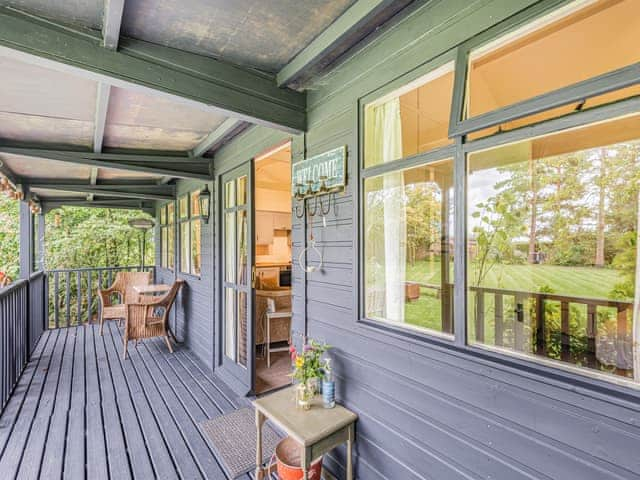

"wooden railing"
[470, 285, 633, 371]
[47, 266, 155, 329]
[0, 271, 47, 413]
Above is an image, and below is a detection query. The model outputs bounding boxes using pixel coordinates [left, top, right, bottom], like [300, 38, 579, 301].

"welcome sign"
[291, 146, 347, 197]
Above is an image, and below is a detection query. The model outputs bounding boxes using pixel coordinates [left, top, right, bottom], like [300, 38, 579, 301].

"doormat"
[199, 407, 282, 479]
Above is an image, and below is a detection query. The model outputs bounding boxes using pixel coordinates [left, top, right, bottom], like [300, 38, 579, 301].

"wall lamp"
[198, 185, 211, 224]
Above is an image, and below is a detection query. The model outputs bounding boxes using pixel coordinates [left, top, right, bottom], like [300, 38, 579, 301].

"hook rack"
[292, 175, 340, 221]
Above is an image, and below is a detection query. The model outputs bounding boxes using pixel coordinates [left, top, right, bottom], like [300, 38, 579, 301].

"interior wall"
[199, 0, 640, 478]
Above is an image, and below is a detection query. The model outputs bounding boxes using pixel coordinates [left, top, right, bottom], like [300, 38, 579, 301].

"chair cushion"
[103, 304, 126, 319]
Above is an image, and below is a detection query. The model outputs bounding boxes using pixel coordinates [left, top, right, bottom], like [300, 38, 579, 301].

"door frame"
[216, 160, 256, 394]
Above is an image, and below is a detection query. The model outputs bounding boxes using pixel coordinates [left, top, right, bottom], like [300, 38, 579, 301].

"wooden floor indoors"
[0, 322, 254, 479]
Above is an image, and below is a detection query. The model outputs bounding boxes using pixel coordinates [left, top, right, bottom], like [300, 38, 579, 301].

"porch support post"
[19, 198, 33, 279]
[36, 213, 45, 272]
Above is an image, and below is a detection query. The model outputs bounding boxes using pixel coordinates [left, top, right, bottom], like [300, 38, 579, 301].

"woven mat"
[199, 407, 282, 479]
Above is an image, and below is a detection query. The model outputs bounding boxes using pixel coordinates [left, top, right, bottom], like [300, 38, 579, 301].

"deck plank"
[84, 324, 110, 479]
[0, 324, 257, 480]
[123, 333, 226, 479]
[38, 327, 76, 478]
[114, 326, 205, 480]
[0, 329, 61, 478]
[101, 322, 168, 479]
[64, 323, 86, 480]
[0, 329, 51, 458]
[94, 323, 133, 480]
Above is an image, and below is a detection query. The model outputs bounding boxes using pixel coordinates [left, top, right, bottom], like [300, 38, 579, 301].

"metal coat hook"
[307, 195, 319, 216]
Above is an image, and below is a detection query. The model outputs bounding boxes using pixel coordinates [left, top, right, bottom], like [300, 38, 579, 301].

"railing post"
[535, 294, 545, 355]
[475, 290, 484, 343]
[560, 301, 570, 361]
[494, 293, 503, 347]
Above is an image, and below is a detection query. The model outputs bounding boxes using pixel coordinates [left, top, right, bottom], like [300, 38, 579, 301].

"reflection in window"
[467, 114, 640, 381]
[466, 0, 640, 136]
[364, 63, 454, 167]
[364, 159, 454, 335]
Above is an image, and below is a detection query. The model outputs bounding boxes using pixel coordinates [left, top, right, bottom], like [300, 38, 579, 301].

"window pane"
[237, 210, 248, 285]
[168, 225, 175, 270]
[225, 288, 236, 360]
[160, 206, 167, 225]
[161, 227, 168, 268]
[237, 290, 247, 367]
[191, 191, 201, 218]
[180, 222, 190, 273]
[237, 176, 247, 206]
[191, 220, 201, 276]
[466, 0, 640, 120]
[364, 63, 454, 167]
[225, 212, 236, 283]
[167, 202, 175, 224]
[178, 195, 189, 220]
[467, 114, 640, 382]
[225, 180, 235, 209]
[364, 158, 454, 335]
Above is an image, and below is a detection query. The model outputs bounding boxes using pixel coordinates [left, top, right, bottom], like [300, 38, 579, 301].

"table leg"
[302, 446, 310, 480]
[255, 409, 266, 480]
[346, 423, 355, 480]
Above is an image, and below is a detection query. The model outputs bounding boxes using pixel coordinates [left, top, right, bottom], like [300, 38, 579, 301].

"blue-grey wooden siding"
[162, 0, 640, 478]
[155, 179, 215, 371]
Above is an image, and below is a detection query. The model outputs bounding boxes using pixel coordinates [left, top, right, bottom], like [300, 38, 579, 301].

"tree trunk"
[528, 156, 538, 264]
[595, 148, 606, 267]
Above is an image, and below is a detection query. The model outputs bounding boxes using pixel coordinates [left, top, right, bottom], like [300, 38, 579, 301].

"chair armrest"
[98, 287, 121, 307]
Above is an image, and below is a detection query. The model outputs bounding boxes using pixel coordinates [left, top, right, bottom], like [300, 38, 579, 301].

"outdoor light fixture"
[128, 218, 155, 270]
[198, 185, 211, 224]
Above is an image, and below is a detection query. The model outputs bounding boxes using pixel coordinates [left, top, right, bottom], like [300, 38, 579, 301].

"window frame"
[178, 190, 203, 277]
[357, 0, 640, 390]
[358, 53, 458, 342]
[160, 202, 175, 271]
[447, 0, 640, 138]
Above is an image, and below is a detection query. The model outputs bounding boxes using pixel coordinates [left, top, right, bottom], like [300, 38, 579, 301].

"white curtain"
[366, 99, 406, 322]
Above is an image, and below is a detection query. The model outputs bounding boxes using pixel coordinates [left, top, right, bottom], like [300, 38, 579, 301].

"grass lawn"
[400, 259, 628, 333]
[404, 259, 625, 299]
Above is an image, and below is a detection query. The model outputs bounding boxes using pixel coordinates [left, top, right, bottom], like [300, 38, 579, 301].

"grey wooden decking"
[0, 322, 253, 480]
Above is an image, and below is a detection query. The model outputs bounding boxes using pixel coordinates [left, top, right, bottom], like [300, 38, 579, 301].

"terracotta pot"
[275, 437, 322, 480]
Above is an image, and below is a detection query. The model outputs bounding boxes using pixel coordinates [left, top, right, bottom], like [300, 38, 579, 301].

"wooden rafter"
[0, 6, 306, 133]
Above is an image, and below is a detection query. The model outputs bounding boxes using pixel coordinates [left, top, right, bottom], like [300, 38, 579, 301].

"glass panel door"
[220, 163, 254, 390]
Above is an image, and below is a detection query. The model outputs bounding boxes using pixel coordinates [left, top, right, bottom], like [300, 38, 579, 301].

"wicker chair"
[97, 271, 152, 336]
[123, 280, 184, 359]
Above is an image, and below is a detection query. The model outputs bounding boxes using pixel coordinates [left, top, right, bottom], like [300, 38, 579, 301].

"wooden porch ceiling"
[0, 0, 414, 209]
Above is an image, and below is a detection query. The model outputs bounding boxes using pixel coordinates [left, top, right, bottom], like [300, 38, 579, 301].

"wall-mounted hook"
[294, 199, 306, 219]
[307, 195, 319, 216]
[320, 194, 331, 216]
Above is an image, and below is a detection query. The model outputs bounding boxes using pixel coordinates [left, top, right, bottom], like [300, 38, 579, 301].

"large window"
[358, 0, 640, 386]
[178, 191, 202, 276]
[465, 0, 640, 136]
[467, 114, 640, 380]
[160, 202, 175, 270]
[363, 63, 455, 336]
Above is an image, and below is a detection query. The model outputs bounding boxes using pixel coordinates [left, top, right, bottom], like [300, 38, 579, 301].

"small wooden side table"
[253, 386, 357, 480]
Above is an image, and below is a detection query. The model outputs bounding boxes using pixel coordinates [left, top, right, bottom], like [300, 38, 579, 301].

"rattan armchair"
[123, 280, 184, 359]
[97, 271, 152, 336]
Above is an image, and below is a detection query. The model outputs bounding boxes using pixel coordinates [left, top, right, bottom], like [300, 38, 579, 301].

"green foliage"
[471, 192, 526, 286]
[0, 197, 155, 285]
[0, 195, 19, 279]
[45, 207, 155, 270]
